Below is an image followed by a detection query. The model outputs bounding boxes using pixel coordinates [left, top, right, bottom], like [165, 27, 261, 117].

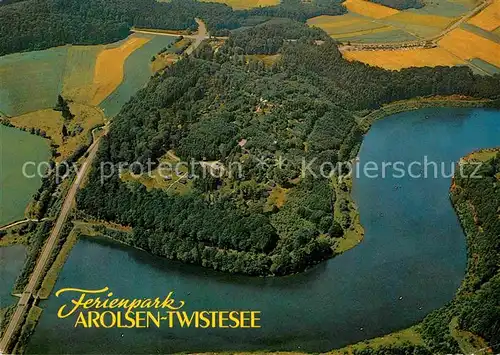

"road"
[0, 18, 212, 353]
[0, 134, 102, 354]
[339, 0, 492, 51]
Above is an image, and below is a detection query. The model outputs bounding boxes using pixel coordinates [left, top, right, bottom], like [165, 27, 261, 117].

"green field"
[0, 47, 68, 116]
[99, 35, 176, 117]
[338, 28, 417, 42]
[61, 45, 103, 103]
[470, 58, 500, 75]
[407, 0, 475, 17]
[0, 125, 50, 225]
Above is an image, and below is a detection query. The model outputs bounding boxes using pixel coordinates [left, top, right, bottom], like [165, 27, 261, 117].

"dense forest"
[0, 0, 346, 56]
[76, 20, 500, 276]
[420, 153, 500, 353]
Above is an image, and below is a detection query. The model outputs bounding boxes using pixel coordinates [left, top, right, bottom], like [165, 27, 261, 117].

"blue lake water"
[28, 108, 500, 353]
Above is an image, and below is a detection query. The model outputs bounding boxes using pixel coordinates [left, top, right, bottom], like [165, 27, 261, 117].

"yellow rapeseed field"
[90, 35, 151, 105]
[439, 28, 500, 67]
[342, 47, 466, 69]
[468, 0, 500, 32]
[343, 0, 399, 19]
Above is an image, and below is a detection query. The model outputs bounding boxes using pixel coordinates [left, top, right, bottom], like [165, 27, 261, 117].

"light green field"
[407, 0, 475, 17]
[61, 45, 103, 103]
[338, 28, 417, 42]
[0, 125, 50, 225]
[99, 35, 176, 117]
[470, 58, 500, 75]
[0, 47, 68, 116]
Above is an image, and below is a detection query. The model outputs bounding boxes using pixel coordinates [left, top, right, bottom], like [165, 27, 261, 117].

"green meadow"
[0, 125, 50, 225]
[99, 35, 176, 117]
[0, 47, 68, 116]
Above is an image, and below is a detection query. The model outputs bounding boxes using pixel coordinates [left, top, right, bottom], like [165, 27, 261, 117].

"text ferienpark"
[55, 287, 261, 329]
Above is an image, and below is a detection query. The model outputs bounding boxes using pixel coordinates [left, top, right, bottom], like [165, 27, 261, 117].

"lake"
[0, 245, 26, 307]
[27, 108, 500, 353]
[0, 125, 50, 226]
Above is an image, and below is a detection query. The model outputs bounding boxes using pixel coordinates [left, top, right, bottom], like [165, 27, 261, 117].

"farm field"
[61, 46, 104, 104]
[467, 0, 500, 31]
[382, 12, 458, 37]
[9, 104, 105, 161]
[438, 28, 500, 67]
[307, 13, 417, 42]
[0, 125, 50, 225]
[199, 0, 279, 9]
[0, 47, 68, 116]
[343, 0, 399, 19]
[99, 35, 176, 117]
[90, 34, 152, 106]
[343, 47, 466, 69]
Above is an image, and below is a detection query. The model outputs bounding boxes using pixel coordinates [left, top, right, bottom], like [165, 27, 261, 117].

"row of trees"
[421, 154, 500, 353]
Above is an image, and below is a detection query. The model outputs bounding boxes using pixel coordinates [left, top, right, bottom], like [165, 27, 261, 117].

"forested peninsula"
[76, 20, 500, 276]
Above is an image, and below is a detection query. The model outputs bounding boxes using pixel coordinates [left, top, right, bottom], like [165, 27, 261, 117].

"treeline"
[78, 21, 500, 276]
[0, 0, 347, 56]
[420, 154, 500, 353]
[368, 0, 424, 9]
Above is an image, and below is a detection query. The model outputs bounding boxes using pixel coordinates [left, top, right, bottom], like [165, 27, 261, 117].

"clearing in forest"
[438, 28, 500, 67]
[199, 0, 280, 9]
[467, 0, 500, 31]
[90, 35, 152, 106]
[9, 104, 105, 161]
[343, 0, 400, 19]
[342, 47, 466, 69]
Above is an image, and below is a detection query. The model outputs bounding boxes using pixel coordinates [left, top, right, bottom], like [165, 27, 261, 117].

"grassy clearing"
[333, 176, 365, 254]
[330, 326, 423, 354]
[468, 0, 500, 31]
[120, 150, 193, 194]
[343, 47, 465, 69]
[0, 47, 68, 116]
[450, 317, 490, 354]
[0, 126, 50, 225]
[61, 45, 104, 104]
[439, 28, 500, 67]
[246, 54, 281, 66]
[344, 0, 399, 19]
[90, 34, 152, 106]
[0, 232, 28, 247]
[199, 0, 280, 9]
[10, 103, 105, 161]
[38, 227, 79, 299]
